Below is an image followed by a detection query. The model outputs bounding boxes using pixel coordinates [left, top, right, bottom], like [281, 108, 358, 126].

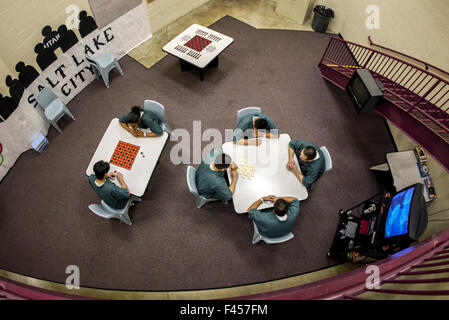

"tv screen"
[351, 75, 371, 107]
[384, 186, 415, 239]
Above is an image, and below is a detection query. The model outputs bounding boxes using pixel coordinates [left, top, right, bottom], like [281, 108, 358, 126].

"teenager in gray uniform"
[119, 106, 163, 138]
[247, 196, 300, 238]
[195, 152, 239, 201]
[233, 112, 279, 146]
[89, 161, 130, 210]
[287, 139, 326, 188]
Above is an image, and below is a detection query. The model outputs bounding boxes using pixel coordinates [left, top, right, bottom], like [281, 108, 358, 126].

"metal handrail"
[368, 36, 449, 77]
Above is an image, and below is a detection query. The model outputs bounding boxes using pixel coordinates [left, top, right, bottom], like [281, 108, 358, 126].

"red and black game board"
[184, 35, 212, 52]
[110, 141, 140, 170]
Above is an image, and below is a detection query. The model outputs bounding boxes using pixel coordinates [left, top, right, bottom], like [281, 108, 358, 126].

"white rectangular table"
[222, 134, 308, 214]
[386, 151, 432, 202]
[86, 118, 169, 197]
[162, 24, 234, 80]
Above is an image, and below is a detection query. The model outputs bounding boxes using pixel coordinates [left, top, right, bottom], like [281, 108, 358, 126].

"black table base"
[179, 57, 219, 81]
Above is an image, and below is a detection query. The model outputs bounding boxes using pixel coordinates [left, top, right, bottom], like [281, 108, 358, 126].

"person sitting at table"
[119, 106, 163, 138]
[195, 152, 239, 201]
[287, 139, 326, 189]
[89, 160, 130, 210]
[233, 111, 279, 146]
[247, 196, 300, 238]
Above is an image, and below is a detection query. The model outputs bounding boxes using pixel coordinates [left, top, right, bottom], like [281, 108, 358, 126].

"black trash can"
[312, 5, 335, 33]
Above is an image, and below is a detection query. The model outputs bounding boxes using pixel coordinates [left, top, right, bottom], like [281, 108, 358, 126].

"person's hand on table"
[116, 172, 124, 180]
[263, 195, 276, 202]
[107, 172, 116, 180]
[287, 159, 296, 170]
[135, 130, 145, 138]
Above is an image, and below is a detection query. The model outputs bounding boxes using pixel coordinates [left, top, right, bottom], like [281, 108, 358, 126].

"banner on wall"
[0, 3, 152, 181]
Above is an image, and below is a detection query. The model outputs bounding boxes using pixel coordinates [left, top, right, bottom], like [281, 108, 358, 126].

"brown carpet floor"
[0, 16, 395, 291]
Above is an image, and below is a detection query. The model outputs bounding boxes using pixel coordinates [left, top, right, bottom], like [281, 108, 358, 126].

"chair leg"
[101, 70, 110, 88]
[120, 212, 132, 226]
[252, 232, 262, 245]
[64, 107, 75, 121]
[52, 121, 62, 133]
[196, 197, 206, 209]
[115, 61, 124, 75]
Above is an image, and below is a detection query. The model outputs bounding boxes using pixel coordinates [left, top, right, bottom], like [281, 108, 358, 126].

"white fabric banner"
[0, 3, 152, 181]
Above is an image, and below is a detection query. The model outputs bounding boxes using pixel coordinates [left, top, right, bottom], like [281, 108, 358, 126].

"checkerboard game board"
[110, 141, 140, 170]
[184, 35, 212, 52]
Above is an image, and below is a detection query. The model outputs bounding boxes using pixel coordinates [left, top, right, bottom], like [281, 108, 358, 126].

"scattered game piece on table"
[238, 158, 256, 180]
[110, 141, 140, 170]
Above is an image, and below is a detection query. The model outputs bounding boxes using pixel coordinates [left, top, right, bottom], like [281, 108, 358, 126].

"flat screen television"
[346, 69, 384, 114]
[383, 183, 428, 243]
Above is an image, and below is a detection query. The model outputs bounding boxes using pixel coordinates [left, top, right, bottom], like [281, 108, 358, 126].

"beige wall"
[147, 0, 210, 34]
[315, 0, 449, 74]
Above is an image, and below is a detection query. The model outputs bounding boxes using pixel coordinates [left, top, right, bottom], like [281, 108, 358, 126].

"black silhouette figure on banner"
[16, 62, 40, 88]
[5, 75, 25, 105]
[79, 11, 98, 38]
[0, 93, 18, 120]
[42, 25, 61, 52]
[58, 25, 79, 53]
[34, 43, 57, 71]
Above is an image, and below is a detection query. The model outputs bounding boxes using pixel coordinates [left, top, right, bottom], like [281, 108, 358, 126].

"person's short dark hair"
[254, 118, 268, 130]
[303, 146, 317, 161]
[214, 153, 232, 170]
[126, 106, 141, 124]
[273, 199, 289, 217]
[93, 161, 110, 180]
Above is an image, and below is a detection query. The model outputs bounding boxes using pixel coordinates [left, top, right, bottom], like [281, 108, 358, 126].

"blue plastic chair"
[320, 146, 333, 173]
[88, 196, 141, 226]
[36, 87, 75, 133]
[252, 221, 294, 244]
[86, 53, 123, 88]
[144, 100, 172, 134]
[236, 107, 262, 127]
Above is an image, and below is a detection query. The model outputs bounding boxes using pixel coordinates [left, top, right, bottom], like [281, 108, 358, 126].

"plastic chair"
[144, 100, 172, 134]
[252, 221, 294, 244]
[88, 196, 141, 226]
[36, 87, 75, 133]
[236, 107, 262, 127]
[187, 166, 224, 208]
[320, 146, 333, 173]
[86, 53, 123, 88]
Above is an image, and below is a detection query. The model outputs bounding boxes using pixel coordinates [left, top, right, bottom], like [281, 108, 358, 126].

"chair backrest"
[85, 54, 99, 68]
[101, 200, 127, 214]
[253, 221, 294, 244]
[236, 107, 262, 127]
[144, 100, 167, 123]
[36, 88, 58, 110]
[320, 146, 333, 173]
[88, 204, 118, 219]
[202, 147, 223, 165]
[186, 166, 199, 197]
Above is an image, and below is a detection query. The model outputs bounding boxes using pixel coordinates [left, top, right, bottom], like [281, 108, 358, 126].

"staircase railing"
[319, 37, 449, 172]
[234, 227, 449, 300]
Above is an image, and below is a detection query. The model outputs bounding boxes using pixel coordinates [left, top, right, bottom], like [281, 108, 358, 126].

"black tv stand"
[328, 191, 413, 264]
